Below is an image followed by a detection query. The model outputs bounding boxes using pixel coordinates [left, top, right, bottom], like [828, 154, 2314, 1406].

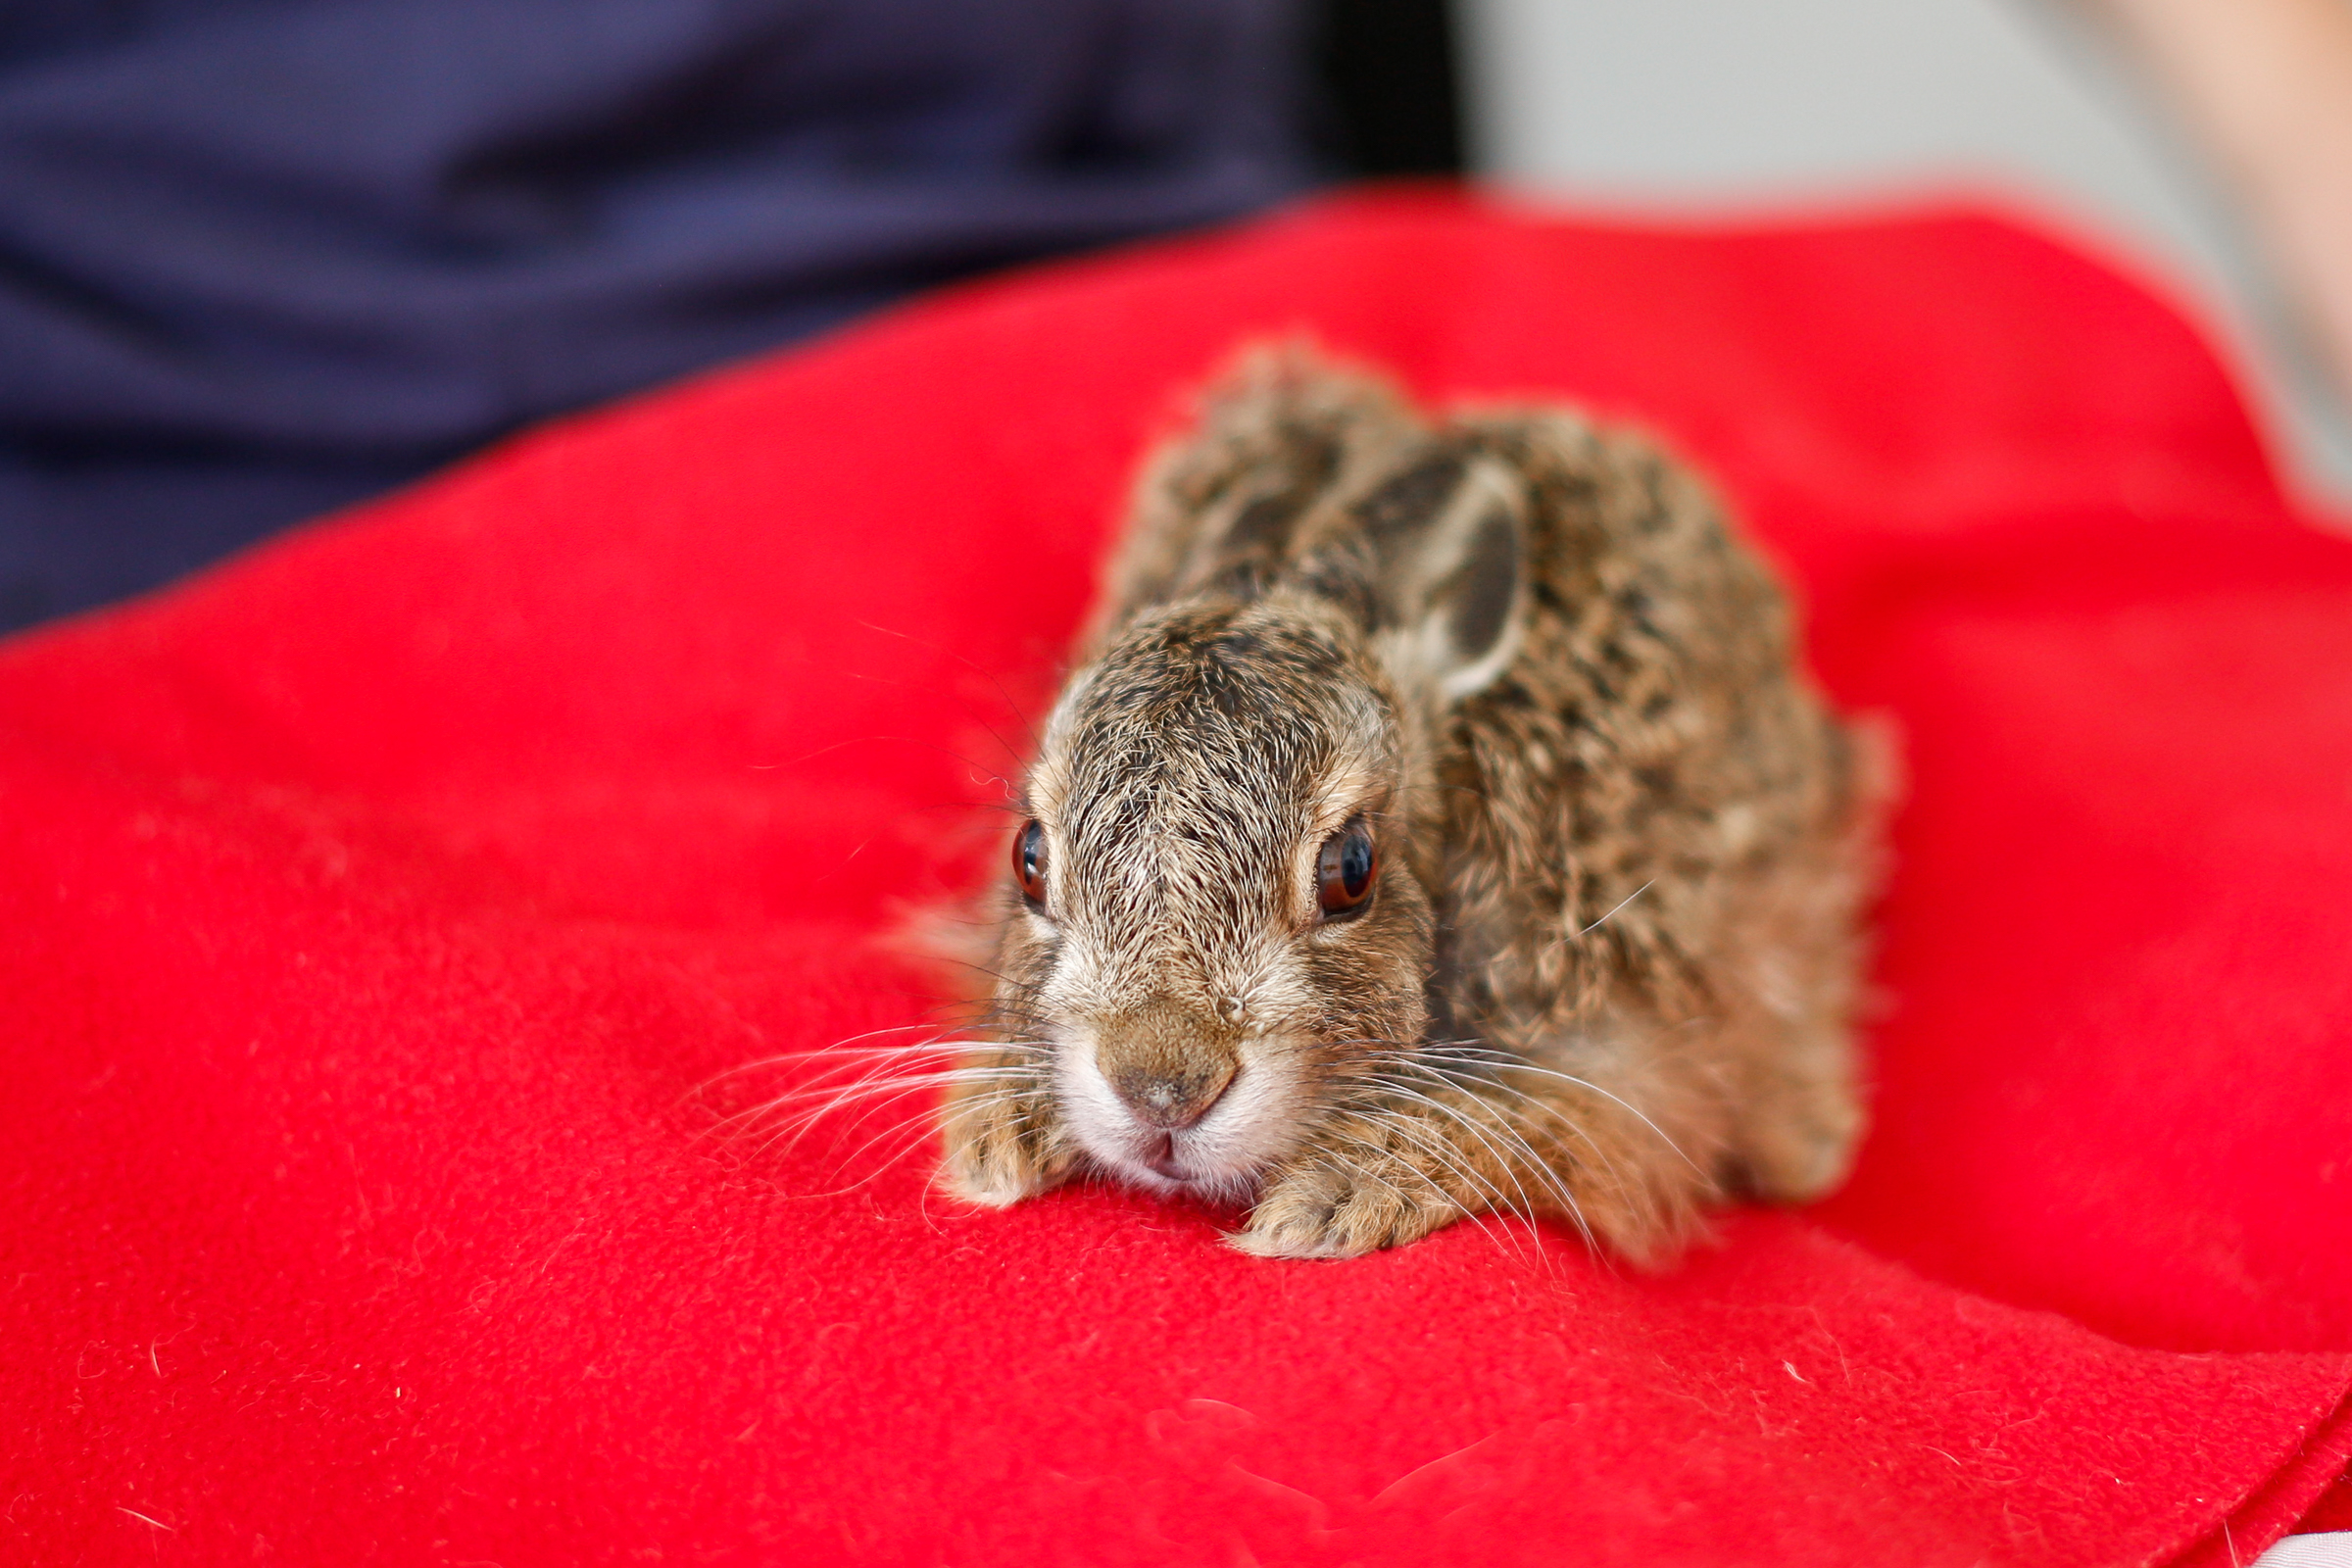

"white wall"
[1457, 0, 2352, 498]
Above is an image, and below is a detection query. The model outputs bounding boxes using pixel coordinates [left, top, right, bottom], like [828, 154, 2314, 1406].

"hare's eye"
[1012, 819, 1049, 909]
[1316, 817, 1378, 918]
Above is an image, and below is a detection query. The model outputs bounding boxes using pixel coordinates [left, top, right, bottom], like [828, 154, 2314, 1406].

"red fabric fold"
[3, 189, 2347, 1566]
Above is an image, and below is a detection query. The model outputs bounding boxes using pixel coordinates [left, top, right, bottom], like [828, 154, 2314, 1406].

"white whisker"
[1572, 879, 1654, 940]
[1317, 1124, 1529, 1266]
[1424, 1048, 1699, 1174]
[1371, 1056, 1598, 1252]
[1365, 1070, 1591, 1255]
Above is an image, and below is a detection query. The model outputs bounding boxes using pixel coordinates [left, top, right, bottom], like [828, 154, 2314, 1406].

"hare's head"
[988, 444, 1530, 1198]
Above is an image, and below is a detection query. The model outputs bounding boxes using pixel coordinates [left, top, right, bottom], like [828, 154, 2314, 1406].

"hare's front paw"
[1734, 1071, 1864, 1203]
[937, 1075, 1071, 1208]
[1229, 1146, 1465, 1259]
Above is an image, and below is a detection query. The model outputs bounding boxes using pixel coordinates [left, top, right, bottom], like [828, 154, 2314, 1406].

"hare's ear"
[1096, 346, 1417, 645]
[1348, 446, 1530, 701]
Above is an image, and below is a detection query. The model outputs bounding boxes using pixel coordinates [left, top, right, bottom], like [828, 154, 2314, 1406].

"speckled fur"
[940, 349, 1890, 1260]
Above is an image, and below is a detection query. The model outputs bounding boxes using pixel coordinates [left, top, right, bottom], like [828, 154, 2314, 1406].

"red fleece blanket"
[5, 190, 2349, 1567]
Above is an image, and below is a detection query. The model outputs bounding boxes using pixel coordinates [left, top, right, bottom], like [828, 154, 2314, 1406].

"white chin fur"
[1055, 1034, 1308, 1202]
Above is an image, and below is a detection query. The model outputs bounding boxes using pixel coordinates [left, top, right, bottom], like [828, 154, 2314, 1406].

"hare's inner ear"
[1356, 449, 1529, 701]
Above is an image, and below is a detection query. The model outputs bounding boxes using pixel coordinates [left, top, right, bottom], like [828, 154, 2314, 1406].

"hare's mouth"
[1056, 1039, 1308, 1201]
[1093, 1129, 1258, 1201]
[1138, 1131, 1189, 1181]
[1128, 1127, 1242, 1191]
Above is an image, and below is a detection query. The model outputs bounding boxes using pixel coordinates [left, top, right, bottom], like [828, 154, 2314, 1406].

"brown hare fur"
[938, 348, 1890, 1260]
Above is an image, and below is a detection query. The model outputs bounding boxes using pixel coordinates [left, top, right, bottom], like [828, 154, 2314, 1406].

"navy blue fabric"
[0, 0, 1314, 628]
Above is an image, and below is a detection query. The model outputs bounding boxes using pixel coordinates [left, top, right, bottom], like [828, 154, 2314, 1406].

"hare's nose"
[1108, 1061, 1236, 1130]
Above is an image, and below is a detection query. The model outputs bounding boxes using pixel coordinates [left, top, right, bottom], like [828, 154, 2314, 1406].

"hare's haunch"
[940, 349, 1889, 1260]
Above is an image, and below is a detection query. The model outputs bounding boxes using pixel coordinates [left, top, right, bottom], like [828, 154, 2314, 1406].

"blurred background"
[3, 0, 2347, 633]
[1463, 0, 2352, 500]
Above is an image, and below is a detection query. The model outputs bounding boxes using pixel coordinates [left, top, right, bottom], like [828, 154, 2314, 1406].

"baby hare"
[940, 350, 1887, 1260]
